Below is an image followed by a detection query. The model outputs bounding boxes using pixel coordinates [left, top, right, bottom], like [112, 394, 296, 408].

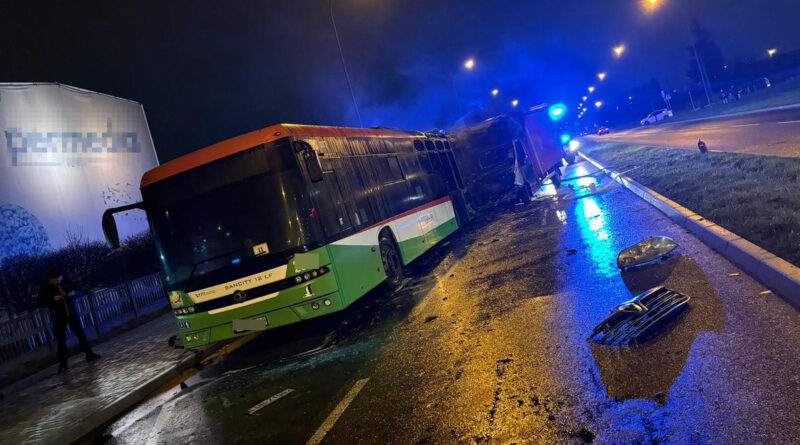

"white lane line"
[777, 120, 800, 124]
[731, 123, 760, 127]
[248, 388, 294, 415]
[306, 378, 370, 445]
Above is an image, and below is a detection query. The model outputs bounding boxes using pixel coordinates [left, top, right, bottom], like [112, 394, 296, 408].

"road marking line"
[731, 123, 760, 127]
[777, 120, 800, 124]
[306, 378, 370, 445]
[248, 388, 294, 415]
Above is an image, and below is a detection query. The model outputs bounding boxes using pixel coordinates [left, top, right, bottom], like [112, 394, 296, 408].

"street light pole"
[688, 24, 713, 109]
[330, 0, 363, 127]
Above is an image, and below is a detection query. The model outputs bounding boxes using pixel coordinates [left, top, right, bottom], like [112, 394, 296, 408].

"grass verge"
[667, 77, 800, 124]
[582, 142, 800, 267]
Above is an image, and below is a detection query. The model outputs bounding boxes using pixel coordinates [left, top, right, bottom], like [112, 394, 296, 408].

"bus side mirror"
[102, 209, 121, 249]
[101, 202, 146, 249]
[304, 149, 323, 182]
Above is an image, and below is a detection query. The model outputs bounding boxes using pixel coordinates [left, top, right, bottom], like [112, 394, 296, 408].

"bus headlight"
[292, 266, 330, 285]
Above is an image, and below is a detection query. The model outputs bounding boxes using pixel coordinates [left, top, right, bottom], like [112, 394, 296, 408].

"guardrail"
[0, 273, 168, 364]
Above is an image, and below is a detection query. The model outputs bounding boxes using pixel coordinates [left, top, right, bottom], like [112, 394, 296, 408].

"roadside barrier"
[0, 273, 167, 364]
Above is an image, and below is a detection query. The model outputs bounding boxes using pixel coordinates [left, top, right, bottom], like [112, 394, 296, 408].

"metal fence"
[0, 273, 168, 364]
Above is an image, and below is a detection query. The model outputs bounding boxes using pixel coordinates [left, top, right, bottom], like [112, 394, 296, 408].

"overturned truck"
[451, 104, 569, 209]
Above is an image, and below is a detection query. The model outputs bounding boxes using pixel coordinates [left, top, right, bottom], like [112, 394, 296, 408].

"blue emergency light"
[548, 103, 567, 121]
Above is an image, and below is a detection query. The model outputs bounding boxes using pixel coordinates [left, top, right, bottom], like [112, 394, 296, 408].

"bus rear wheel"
[379, 231, 404, 290]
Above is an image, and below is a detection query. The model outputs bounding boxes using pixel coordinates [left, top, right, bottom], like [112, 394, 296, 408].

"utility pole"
[330, 0, 363, 127]
[689, 24, 713, 109]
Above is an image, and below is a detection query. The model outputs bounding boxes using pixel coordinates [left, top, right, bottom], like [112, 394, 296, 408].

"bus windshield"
[142, 138, 321, 290]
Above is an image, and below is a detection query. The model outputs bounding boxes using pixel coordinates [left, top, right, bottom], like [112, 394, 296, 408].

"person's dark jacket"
[37, 279, 78, 321]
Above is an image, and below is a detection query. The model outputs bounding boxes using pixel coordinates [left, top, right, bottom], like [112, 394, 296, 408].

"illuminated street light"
[582, 96, 588, 101]
[597, 72, 607, 81]
[464, 58, 475, 69]
[594, 101, 603, 108]
[491, 88, 499, 96]
[588, 86, 595, 93]
[768, 48, 777, 57]
[643, 0, 661, 12]
[582, 107, 587, 112]
[511, 99, 519, 107]
[628, 96, 633, 100]
[613, 44, 625, 57]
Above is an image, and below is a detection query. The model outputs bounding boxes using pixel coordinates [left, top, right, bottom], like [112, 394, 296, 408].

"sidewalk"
[0, 313, 197, 445]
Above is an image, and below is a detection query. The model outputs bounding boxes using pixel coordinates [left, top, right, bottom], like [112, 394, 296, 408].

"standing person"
[38, 269, 101, 373]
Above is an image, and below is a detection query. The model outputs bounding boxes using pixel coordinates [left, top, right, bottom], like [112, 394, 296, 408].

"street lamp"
[768, 48, 777, 57]
[613, 44, 625, 58]
[464, 58, 475, 70]
[511, 99, 519, 107]
[491, 88, 499, 96]
[594, 101, 603, 108]
[582, 96, 588, 101]
[588, 86, 595, 93]
[643, 0, 661, 12]
[597, 72, 607, 81]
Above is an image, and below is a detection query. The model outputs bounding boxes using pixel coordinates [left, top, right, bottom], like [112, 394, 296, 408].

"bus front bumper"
[179, 291, 345, 348]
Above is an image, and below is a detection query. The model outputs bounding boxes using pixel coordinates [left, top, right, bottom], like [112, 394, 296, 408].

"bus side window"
[315, 170, 352, 237]
[335, 156, 374, 228]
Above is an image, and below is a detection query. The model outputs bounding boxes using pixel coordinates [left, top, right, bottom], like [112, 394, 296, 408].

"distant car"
[597, 126, 610, 135]
[640, 109, 673, 126]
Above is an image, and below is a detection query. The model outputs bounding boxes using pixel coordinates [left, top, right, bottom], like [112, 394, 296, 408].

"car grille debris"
[617, 236, 678, 269]
[589, 286, 691, 345]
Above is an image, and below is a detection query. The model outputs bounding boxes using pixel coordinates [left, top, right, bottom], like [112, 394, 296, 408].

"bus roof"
[140, 124, 420, 187]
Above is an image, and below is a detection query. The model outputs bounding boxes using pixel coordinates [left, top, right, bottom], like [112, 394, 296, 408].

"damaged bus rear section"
[451, 104, 570, 208]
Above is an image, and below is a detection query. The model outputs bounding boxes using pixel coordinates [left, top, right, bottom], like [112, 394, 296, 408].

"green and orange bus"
[102, 124, 467, 347]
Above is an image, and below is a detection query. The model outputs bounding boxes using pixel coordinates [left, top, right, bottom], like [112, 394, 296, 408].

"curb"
[578, 151, 800, 309]
[63, 334, 256, 445]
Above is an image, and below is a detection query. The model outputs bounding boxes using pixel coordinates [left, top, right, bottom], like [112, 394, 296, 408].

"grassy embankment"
[582, 142, 800, 267]
[668, 76, 800, 124]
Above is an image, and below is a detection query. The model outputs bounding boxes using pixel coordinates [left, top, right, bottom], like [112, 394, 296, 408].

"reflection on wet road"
[101, 160, 800, 445]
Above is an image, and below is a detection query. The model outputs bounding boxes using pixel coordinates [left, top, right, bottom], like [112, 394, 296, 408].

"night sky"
[3, 0, 799, 161]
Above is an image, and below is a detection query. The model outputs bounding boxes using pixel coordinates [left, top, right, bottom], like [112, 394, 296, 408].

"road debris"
[697, 138, 708, 154]
[589, 286, 691, 345]
[424, 315, 438, 323]
[617, 236, 678, 269]
[247, 388, 294, 415]
[727, 272, 740, 277]
[759, 290, 773, 295]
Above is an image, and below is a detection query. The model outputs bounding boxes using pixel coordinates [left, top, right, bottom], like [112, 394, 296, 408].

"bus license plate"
[232, 317, 268, 333]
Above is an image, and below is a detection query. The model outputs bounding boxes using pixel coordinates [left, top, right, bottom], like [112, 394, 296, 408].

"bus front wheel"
[379, 231, 404, 290]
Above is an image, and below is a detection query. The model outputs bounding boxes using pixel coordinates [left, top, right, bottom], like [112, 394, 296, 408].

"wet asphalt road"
[587, 106, 800, 157]
[97, 160, 800, 445]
